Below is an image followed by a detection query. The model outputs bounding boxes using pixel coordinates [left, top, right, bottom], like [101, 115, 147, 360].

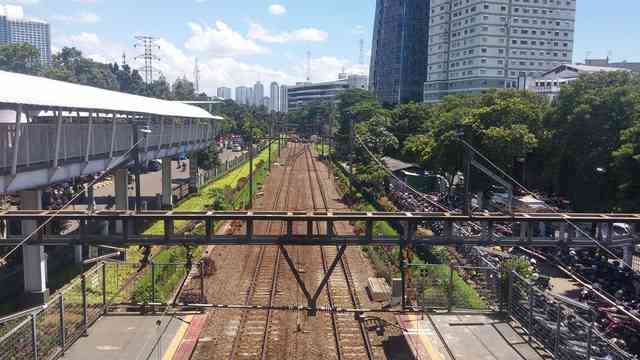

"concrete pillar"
[20, 190, 49, 305]
[189, 155, 198, 193]
[114, 168, 129, 210]
[623, 245, 634, 267]
[161, 158, 173, 209]
[114, 168, 128, 233]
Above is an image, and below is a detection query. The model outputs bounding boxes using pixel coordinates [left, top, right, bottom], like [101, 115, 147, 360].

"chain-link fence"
[413, 262, 500, 312]
[508, 271, 636, 360]
[0, 262, 105, 360]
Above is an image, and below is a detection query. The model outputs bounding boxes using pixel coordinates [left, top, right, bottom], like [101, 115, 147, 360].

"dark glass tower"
[369, 0, 429, 105]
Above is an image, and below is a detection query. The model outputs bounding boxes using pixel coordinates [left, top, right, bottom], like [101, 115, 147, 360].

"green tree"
[171, 76, 196, 100]
[545, 71, 640, 211]
[0, 43, 41, 74]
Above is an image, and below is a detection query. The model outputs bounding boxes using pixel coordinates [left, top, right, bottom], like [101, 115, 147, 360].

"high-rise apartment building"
[248, 88, 255, 106]
[370, 0, 430, 105]
[235, 86, 249, 104]
[253, 81, 264, 107]
[0, 5, 51, 65]
[280, 85, 288, 113]
[216, 87, 231, 100]
[424, 0, 576, 103]
[269, 82, 280, 112]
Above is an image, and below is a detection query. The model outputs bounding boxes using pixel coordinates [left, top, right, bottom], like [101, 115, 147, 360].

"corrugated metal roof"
[0, 70, 215, 119]
[382, 156, 418, 172]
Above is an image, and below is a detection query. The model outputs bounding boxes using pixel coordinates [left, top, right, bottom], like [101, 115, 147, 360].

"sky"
[4, 0, 640, 98]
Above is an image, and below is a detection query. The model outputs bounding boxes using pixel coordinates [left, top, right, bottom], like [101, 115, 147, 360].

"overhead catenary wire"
[457, 138, 636, 273]
[0, 135, 151, 267]
[353, 132, 640, 324]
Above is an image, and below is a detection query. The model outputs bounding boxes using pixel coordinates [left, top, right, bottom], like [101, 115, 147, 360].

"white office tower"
[270, 81, 280, 112]
[248, 88, 255, 106]
[235, 86, 249, 104]
[280, 85, 288, 113]
[253, 81, 264, 107]
[216, 87, 231, 100]
[424, 0, 576, 103]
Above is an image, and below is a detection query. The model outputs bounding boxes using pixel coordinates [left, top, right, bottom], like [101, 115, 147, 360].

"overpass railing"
[0, 120, 214, 173]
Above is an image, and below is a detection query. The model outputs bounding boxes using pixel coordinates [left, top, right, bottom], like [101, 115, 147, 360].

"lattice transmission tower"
[134, 35, 161, 84]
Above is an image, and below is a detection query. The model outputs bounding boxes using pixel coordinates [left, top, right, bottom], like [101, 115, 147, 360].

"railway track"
[228, 142, 305, 359]
[304, 145, 375, 360]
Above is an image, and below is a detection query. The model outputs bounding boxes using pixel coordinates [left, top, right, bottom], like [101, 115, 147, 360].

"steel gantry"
[1, 210, 638, 248]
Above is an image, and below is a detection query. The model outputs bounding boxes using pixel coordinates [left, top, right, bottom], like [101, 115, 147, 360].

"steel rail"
[228, 142, 298, 359]
[306, 145, 375, 360]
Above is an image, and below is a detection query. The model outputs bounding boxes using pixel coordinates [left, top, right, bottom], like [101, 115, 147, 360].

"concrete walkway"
[62, 315, 184, 360]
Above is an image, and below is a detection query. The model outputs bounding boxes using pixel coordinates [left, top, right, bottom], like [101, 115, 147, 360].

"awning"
[0, 70, 214, 119]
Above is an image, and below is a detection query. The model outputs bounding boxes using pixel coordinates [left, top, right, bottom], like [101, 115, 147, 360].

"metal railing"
[0, 263, 106, 360]
[0, 121, 214, 172]
[0, 259, 206, 360]
[508, 269, 636, 360]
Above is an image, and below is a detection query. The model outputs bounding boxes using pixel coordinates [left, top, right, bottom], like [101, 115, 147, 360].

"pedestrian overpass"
[0, 70, 221, 304]
[0, 70, 219, 194]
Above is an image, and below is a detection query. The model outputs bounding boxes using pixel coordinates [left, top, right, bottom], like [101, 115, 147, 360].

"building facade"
[528, 64, 630, 100]
[269, 81, 280, 112]
[235, 86, 249, 104]
[280, 85, 288, 113]
[287, 74, 369, 112]
[248, 88, 255, 106]
[0, 5, 51, 65]
[216, 87, 231, 100]
[424, 0, 576, 103]
[253, 81, 264, 107]
[370, 0, 430, 105]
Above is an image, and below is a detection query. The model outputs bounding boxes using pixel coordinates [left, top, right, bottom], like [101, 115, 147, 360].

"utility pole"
[349, 116, 355, 197]
[132, 123, 142, 214]
[248, 114, 254, 209]
[268, 114, 272, 171]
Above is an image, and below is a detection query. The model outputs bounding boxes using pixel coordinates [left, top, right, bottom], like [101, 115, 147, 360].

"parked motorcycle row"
[384, 177, 640, 358]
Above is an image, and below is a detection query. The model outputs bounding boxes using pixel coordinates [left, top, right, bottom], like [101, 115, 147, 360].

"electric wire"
[353, 133, 640, 324]
[0, 135, 150, 267]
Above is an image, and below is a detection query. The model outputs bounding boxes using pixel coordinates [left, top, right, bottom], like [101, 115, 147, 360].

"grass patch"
[126, 142, 280, 303]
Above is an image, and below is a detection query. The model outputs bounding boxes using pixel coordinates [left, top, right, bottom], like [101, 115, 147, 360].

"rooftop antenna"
[122, 52, 127, 66]
[194, 58, 201, 93]
[134, 35, 161, 85]
[306, 50, 312, 82]
[359, 38, 365, 65]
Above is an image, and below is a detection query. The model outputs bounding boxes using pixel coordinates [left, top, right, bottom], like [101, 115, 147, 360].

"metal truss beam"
[1, 210, 638, 248]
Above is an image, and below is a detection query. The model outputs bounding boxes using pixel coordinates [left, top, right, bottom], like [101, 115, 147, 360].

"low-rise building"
[528, 64, 631, 100]
[287, 74, 368, 112]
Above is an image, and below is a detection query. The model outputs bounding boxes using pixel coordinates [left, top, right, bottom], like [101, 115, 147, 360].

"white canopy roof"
[0, 70, 215, 119]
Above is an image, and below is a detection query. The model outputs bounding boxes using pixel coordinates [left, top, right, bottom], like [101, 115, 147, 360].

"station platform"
[397, 313, 547, 360]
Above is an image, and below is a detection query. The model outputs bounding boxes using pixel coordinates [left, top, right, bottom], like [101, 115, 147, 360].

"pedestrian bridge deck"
[397, 314, 546, 360]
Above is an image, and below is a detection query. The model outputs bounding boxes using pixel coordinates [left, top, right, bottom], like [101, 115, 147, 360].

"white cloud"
[52, 12, 101, 24]
[10, 0, 38, 5]
[291, 28, 328, 42]
[268, 4, 287, 16]
[288, 56, 369, 83]
[72, 0, 99, 3]
[353, 25, 366, 35]
[184, 21, 268, 57]
[248, 23, 328, 44]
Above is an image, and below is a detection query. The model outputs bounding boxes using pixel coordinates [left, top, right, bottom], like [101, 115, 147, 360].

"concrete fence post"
[58, 296, 65, 350]
[447, 264, 454, 312]
[81, 274, 88, 336]
[102, 263, 107, 315]
[527, 283, 534, 344]
[151, 262, 156, 304]
[31, 313, 38, 360]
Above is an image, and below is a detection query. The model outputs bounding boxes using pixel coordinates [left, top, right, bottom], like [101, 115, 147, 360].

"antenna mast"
[306, 51, 312, 82]
[194, 58, 201, 93]
[134, 35, 161, 84]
